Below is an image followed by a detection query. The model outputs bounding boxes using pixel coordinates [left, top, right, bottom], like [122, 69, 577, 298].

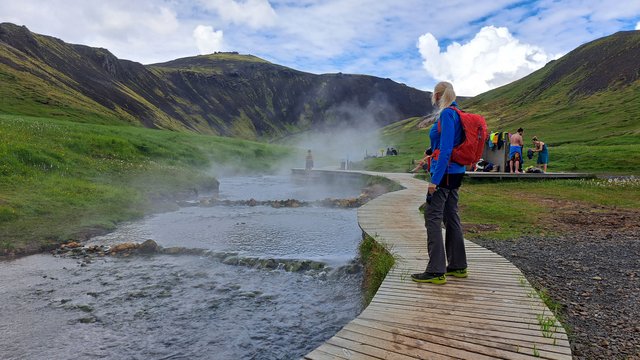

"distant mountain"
[463, 30, 640, 146]
[0, 23, 433, 139]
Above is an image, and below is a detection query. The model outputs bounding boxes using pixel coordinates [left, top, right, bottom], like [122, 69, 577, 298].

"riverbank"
[0, 114, 293, 257]
[1, 174, 372, 359]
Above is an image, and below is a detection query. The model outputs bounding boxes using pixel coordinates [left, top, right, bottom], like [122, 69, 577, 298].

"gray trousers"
[424, 187, 467, 274]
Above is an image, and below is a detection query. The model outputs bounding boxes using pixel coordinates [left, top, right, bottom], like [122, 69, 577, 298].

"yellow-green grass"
[358, 234, 395, 306]
[0, 113, 293, 255]
[459, 178, 640, 239]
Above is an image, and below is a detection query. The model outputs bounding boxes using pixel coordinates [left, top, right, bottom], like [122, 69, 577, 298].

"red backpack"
[435, 106, 488, 166]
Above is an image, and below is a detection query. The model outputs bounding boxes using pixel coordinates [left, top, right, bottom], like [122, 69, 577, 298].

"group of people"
[508, 128, 549, 173]
[380, 147, 398, 156]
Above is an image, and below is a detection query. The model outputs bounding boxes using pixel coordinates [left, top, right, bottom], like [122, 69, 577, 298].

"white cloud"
[142, 7, 180, 35]
[418, 26, 558, 96]
[1, 0, 639, 90]
[636, 22, 640, 30]
[198, 0, 277, 28]
[193, 25, 225, 54]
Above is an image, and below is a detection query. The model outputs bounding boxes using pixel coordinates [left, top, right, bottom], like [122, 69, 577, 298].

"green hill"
[0, 22, 433, 140]
[366, 30, 640, 174]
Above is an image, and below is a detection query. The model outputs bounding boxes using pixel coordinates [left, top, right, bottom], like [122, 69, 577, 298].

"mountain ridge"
[0, 22, 433, 139]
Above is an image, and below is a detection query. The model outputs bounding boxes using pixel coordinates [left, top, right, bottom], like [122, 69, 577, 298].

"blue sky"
[1, 0, 639, 96]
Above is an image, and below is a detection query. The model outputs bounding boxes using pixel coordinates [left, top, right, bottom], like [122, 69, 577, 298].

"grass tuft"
[358, 234, 396, 306]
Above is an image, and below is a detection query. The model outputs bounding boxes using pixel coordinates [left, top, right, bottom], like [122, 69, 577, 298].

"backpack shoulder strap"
[437, 106, 460, 133]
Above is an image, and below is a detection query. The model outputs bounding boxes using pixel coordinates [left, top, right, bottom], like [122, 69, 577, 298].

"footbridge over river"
[300, 170, 572, 360]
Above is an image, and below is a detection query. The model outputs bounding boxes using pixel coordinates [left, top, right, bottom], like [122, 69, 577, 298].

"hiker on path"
[531, 136, 549, 172]
[509, 128, 524, 173]
[411, 81, 468, 285]
[305, 149, 314, 171]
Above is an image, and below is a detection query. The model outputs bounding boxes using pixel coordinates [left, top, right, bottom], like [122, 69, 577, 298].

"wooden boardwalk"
[305, 171, 572, 360]
[465, 171, 593, 180]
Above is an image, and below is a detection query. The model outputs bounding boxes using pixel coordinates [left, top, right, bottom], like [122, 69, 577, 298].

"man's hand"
[427, 183, 437, 194]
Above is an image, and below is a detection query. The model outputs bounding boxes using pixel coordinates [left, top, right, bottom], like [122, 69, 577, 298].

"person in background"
[410, 148, 432, 173]
[509, 128, 524, 173]
[411, 81, 467, 285]
[531, 136, 549, 172]
[305, 149, 314, 171]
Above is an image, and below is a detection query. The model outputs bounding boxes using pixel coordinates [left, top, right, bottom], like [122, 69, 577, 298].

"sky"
[1, 0, 639, 96]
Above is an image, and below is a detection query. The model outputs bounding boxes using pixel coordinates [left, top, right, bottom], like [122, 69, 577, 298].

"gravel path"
[472, 229, 640, 360]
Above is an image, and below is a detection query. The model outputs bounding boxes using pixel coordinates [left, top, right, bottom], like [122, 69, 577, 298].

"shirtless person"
[509, 128, 524, 173]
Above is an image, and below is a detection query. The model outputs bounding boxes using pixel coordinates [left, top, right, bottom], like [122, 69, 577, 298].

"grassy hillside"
[363, 31, 640, 175]
[0, 114, 293, 256]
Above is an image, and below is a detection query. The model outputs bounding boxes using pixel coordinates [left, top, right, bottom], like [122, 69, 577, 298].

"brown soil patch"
[463, 223, 499, 234]
[536, 197, 640, 234]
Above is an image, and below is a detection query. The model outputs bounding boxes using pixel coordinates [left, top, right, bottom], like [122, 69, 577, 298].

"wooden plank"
[379, 279, 540, 297]
[358, 313, 569, 352]
[363, 303, 555, 331]
[306, 344, 371, 360]
[370, 292, 549, 314]
[358, 307, 568, 341]
[340, 323, 499, 360]
[332, 329, 458, 360]
[369, 297, 554, 322]
[374, 288, 541, 304]
[326, 336, 437, 360]
[349, 318, 571, 360]
[383, 321, 572, 359]
[381, 281, 534, 293]
[304, 347, 348, 360]
[365, 299, 563, 327]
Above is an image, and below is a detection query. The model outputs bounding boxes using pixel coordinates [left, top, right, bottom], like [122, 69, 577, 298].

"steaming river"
[0, 175, 365, 360]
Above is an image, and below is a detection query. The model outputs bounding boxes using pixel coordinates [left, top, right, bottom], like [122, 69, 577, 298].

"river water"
[0, 175, 366, 360]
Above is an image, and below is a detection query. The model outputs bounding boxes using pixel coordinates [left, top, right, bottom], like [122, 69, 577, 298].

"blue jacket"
[429, 101, 466, 186]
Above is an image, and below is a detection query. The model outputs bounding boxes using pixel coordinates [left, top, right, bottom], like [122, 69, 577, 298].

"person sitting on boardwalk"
[509, 128, 524, 173]
[531, 136, 549, 172]
[411, 81, 468, 285]
[410, 148, 432, 173]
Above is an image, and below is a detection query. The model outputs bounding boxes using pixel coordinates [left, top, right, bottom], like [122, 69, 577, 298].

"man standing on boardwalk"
[305, 149, 314, 171]
[411, 81, 468, 285]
